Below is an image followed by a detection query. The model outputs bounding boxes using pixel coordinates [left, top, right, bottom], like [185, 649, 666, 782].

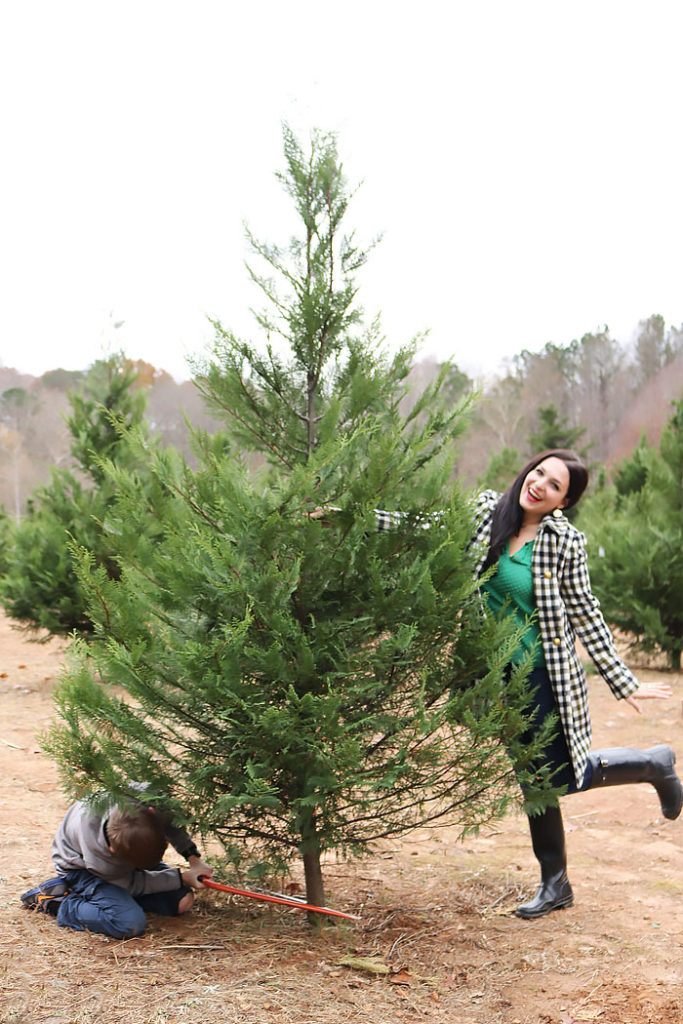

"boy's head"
[106, 806, 167, 869]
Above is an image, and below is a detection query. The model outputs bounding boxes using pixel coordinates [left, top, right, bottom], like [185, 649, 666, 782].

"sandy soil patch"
[2, 613, 682, 1024]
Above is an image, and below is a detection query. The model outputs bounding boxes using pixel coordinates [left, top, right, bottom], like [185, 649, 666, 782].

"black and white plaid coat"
[470, 490, 640, 786]
[376, 491, 640, 786]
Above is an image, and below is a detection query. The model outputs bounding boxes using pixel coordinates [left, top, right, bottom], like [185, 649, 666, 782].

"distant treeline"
[437, 313, 683, 484]
[0, 359, 222, 517]
[1, 313, 682, 516]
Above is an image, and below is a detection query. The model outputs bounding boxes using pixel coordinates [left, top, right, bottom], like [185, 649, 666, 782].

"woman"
[469, 449, 681, 919]
[312, 449, 681, 918]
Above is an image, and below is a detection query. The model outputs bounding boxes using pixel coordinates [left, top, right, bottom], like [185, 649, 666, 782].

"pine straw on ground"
[4, 860, 514, 1024]
[1, 869, 551, 1024]
[5, 855, 683, 1024]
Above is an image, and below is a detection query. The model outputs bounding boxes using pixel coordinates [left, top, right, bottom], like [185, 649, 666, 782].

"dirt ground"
[2, 612, 683, 1024]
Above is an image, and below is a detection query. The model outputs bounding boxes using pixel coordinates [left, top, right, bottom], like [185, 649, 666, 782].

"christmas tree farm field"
[2, 610, 683, 1024]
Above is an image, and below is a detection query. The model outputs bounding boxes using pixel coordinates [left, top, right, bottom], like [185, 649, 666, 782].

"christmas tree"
[1, 354, 154, 635]
[46, 128, 555, 910]
[579, 395, 683, 669]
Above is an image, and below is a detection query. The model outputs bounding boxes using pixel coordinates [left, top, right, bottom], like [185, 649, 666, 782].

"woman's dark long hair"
[480, 449, 589, 574]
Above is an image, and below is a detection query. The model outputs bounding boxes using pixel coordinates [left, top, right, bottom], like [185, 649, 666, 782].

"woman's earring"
[552, 508, 563, 519]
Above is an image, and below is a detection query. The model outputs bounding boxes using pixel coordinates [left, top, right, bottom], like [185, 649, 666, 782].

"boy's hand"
[182, 855, 213, 889]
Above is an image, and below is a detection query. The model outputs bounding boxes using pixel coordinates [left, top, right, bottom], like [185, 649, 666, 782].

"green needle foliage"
[1, 355, 154, 635]
[527, 404, 589, 458]
[45, 128, 556, 909]
[579, 394, 683, 669]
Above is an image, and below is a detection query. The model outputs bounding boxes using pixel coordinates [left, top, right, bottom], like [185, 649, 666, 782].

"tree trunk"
[306, 369, 316, 455]
[302, 847, 325, 904]
[302, 843, 327, 926]
[12, 450, 21, 521]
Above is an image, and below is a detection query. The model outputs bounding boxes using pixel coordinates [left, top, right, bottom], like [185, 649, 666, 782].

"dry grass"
[6, 847, 683, 1024]
[3, 616, 683, 1024]
[2, 864, 534, 1024]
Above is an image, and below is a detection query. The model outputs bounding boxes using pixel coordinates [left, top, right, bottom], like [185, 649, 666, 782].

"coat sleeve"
[372, 490, 498, 534]
[559, 532, 640, 699]
[164, 821, 200, 861]
[127, 781, 201, 861]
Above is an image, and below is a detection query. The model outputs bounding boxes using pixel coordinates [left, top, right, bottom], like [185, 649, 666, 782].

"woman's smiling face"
[519, 456, 571, 522]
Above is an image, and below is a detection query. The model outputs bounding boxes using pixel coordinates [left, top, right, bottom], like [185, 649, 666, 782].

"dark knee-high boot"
[516, 804, 574, 919]
[585, 745, 683, 820]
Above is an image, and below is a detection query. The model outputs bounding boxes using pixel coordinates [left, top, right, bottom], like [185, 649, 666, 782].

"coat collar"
[538, 510, 571, 536]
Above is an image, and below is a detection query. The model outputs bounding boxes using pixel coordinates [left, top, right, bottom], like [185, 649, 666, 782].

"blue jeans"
[56, 866, 191, 939]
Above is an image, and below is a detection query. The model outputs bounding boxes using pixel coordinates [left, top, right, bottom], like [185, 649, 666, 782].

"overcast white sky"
[2, 1, 682, 383]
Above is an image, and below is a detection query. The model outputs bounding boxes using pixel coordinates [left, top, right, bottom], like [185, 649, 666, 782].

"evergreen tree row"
[577, 398, 683, 670]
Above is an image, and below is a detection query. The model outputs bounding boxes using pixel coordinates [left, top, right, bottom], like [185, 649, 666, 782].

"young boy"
[21, 793, 213, 939]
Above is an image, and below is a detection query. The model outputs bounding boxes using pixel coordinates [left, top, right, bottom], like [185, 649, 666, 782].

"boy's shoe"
[21, 877, 68, 916]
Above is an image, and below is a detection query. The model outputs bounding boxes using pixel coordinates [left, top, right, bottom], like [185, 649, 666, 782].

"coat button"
[553, 637, 562, 646]
[544, 570, 552, 579]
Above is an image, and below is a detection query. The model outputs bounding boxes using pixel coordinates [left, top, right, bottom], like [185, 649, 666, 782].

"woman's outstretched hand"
[305, 505, 341, 522]
[625, 680, 674, 714]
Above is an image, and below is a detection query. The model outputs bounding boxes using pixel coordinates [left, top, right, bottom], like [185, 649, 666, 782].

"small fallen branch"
[1, 738, 24, 750]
